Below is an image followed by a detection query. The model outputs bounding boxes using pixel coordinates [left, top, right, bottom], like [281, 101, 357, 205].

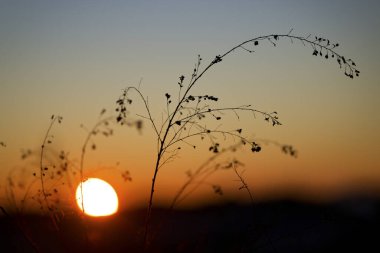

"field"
[2, 196, 379, 253]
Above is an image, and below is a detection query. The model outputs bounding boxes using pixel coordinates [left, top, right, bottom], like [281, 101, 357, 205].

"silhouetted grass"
[114, 30, 359, 245]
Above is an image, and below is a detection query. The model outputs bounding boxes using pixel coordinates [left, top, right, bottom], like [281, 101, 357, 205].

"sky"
[0, 0, 379, 212]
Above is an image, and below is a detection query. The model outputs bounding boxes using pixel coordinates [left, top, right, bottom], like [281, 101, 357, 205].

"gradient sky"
[1, 0, 380, 211]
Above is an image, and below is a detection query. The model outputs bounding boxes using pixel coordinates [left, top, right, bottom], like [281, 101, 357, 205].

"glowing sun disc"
[76, 178, 119, 217]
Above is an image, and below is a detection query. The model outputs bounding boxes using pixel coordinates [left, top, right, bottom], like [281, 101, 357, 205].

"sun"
[75, 178, 119, 217]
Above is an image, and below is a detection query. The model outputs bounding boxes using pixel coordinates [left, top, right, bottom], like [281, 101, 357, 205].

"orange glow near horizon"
[76, 178, 119, 217]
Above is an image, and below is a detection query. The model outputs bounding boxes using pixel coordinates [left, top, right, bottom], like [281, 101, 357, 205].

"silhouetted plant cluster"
[170, 140, 296, 210]
[310, 35, 360, 78]
[9, 113, 138, 232]
[5, 150, 64, 216]
[38, 115, 63, 214]
[170, 143, 243, 209]
[2, 115, 82, 235]
[78, 108, 140, 212]
[3, 108, 139, 219]
[115, 30, 359, 245]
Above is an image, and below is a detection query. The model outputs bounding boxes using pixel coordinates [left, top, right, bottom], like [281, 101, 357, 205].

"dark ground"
[1, 196, 379, 253]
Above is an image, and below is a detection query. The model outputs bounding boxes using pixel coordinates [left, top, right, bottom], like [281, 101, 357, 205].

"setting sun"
[75, 178, 119, 217]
